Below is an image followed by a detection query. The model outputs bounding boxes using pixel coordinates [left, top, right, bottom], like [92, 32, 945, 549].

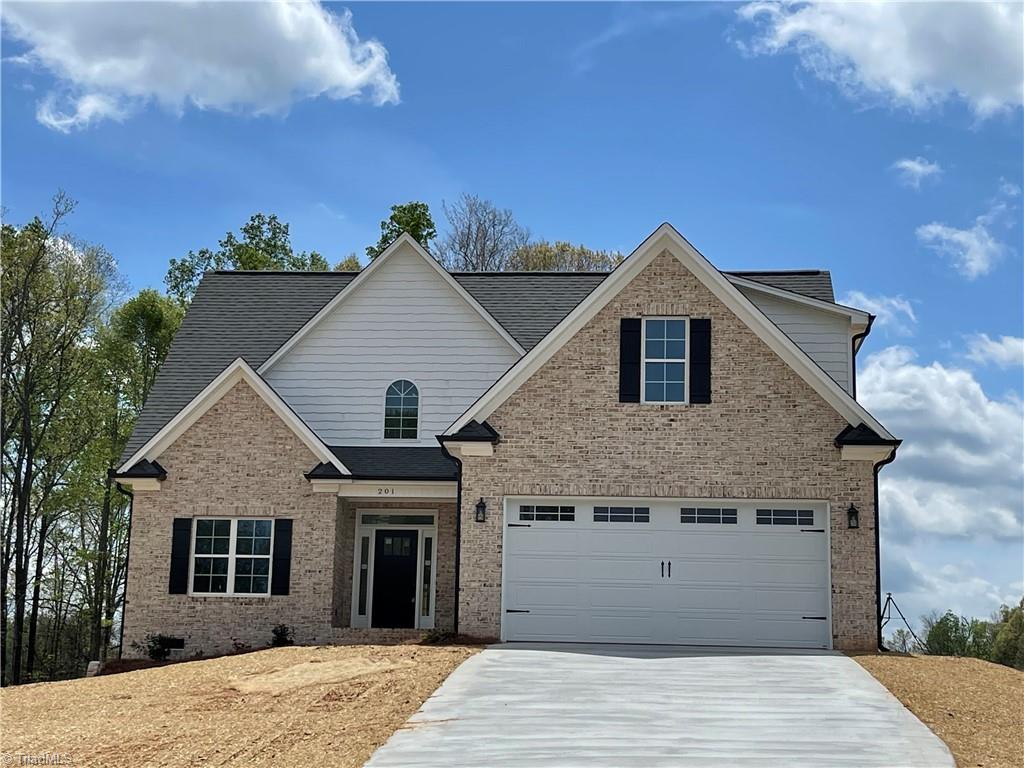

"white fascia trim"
[840, 445, 897, 462]
[728, 275, 871, 324]
[258, 234, 524, 374]
[116, 478, 162, 492]
[442, 441, 495, 458]
[445, 222, 896, 441]
[116, 358, 349, 476]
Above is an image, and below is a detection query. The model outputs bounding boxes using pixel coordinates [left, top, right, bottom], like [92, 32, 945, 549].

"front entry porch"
[331, 497, 457, 633]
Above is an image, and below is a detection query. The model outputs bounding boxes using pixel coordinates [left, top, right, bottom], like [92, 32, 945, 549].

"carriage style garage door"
[502, 499, 831, 648]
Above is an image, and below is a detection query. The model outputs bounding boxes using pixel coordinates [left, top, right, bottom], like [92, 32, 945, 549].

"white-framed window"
[642, 318, 688, 403]
[190, 518, 273, 596]
[384, 379, 419, 439]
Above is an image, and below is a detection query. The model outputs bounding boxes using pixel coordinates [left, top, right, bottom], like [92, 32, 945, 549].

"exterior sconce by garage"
[475, 498, 487, 523]
[847, 505, 860, 529]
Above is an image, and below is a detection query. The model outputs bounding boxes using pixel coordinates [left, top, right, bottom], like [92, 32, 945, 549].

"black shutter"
[619, 318, 642, 403]
[169, 518, 192, 594]
[690, 318, 712, 404]
[271, 519, 293, 595]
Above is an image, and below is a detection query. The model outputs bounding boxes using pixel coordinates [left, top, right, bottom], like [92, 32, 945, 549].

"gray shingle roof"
[728, 270, 835, 302]
[121, 266, 836, 463]
[307, 446, 457, 480]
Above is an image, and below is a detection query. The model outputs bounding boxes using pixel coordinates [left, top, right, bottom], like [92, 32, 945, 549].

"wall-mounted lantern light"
[847, 504, 860, 529]
[475, 498, 487, 523]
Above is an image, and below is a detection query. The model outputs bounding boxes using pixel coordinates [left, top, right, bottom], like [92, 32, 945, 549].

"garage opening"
[502, 498, 830, 648]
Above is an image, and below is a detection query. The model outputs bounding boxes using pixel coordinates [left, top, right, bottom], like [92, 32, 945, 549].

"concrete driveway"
[365, 644, 954, 768]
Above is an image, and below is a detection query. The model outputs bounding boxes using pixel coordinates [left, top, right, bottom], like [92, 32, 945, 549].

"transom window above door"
[384, 380, 418, 439]
[643, 318, 687, 403]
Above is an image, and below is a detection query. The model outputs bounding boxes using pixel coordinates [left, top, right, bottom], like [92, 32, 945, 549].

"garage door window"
[680, 507, 737, 524]
[519, 505, 575, 522]
[594, 506, 650, 523]
[756, 508, 814, 526]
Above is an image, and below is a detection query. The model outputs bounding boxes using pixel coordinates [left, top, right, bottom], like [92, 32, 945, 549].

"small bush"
[421, 628, 456, 645]
[131, 633, 172, 661]
[271, 623, 294, 647]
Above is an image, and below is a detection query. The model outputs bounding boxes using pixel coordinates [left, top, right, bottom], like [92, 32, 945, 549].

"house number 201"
[377, 487, 395, 495]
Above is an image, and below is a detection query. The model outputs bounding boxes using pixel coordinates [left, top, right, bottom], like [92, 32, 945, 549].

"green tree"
[991, 600, 1024, 670]
[335, 253, 361, 271]
[921, 610, 995, 658]
[1, 192, 119, 684]
[366, 202, 436, 259]
[509, 240, 624, 271]
[165, 213, 328, 303]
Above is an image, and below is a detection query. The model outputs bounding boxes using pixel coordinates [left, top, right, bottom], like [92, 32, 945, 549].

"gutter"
[850, 314, 875, 399]
[873, 446, 899, 652]
[437, 441, 463, 637]
[112, 477, 134, 659]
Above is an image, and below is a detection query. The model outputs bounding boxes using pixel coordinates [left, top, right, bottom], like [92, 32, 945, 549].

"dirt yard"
[854, 653, 1024, 768]
[1, 643, 478, 767]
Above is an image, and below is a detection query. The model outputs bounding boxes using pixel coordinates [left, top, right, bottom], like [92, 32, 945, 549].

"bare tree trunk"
[90, 474, 113, 660]
[26, 515, 51, 678]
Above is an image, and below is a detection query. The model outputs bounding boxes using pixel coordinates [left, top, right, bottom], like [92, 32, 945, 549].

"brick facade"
[457, 250, 880, 650]
[123, 380, 455, 658]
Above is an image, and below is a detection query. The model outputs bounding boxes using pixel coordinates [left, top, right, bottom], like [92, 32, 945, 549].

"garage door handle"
[667, 561, 671, 578]
[661, 561, 664, 578]
[802, 616, 827, 620]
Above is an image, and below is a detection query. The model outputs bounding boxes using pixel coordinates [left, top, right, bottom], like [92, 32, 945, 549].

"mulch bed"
[853, 652, 1023, 768]
[2, 643, 478, 767]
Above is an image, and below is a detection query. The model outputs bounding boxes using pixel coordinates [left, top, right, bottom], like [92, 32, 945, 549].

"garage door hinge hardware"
[505, 609, 530, 614]
[801, 528, 825, 533]
[507, 523, 531, 528]
[802, 616, 827, 620]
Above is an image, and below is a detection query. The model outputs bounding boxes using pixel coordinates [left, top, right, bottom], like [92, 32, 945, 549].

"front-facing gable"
[446, 223, 895, 445]
[116, 358, 347, 481]
[261, 236, 523, 446]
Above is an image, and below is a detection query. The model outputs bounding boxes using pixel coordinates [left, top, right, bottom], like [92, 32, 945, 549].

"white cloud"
[860, 346, 1023, 542]
[891, 157, 942, 190]
[965, 333, 1024, 368]
[882, 544, 1021, 626]
[1, 1, 399, 132]
[840, 291, 917, 336]
[916, 220, 1005, 279]
[737, 1, 1024, 118]
[915, 184, 1018, 279]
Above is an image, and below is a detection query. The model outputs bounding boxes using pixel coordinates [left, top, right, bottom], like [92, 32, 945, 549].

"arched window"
[384, 380, 418, 439]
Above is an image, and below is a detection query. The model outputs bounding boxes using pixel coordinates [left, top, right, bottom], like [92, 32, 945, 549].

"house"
[115, 223, 899, 656]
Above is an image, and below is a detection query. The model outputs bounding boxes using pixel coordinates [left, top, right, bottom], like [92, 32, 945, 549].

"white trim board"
[258, 233, 525, 374]
[445, 222, 895, 441]
[116, 358, 349, 476]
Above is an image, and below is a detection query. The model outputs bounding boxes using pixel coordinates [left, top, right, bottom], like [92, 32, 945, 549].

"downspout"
[850, 314, 875, 399]
[438, 442, 463, 637]
[113, 478, 134, 659]
[874, 447, 898, 652]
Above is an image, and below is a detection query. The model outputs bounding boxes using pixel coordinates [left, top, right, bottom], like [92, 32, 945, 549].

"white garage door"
[503, 499, 830, 648]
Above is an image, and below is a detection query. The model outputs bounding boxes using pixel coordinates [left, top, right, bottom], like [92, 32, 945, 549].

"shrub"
[421, 628, 456, 645]
[271, 623, 294, 647]
[991, 600, 1024, 670]
[131, 633, 172, 661]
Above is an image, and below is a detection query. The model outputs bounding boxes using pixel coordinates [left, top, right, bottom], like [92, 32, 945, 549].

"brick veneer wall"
[457, 250, 881, 650]
[122, 380, 338, 657]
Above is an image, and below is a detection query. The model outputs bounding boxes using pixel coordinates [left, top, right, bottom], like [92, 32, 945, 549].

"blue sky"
[3, 2, 1022, 629]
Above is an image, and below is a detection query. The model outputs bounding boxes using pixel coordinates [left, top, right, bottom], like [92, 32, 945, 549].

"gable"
[262, 241, 523, 445]
[446, 223, 894, 442]
[116, 358, 345, 477]
[483, 249, 860, 478]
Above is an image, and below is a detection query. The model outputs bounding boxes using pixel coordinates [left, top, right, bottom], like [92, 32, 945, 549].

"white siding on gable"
[739, 289, 853, 394]
[265, 244, 521, 445]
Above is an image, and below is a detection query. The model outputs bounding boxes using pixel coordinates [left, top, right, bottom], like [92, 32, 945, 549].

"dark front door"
[371, 529, 418, 628]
